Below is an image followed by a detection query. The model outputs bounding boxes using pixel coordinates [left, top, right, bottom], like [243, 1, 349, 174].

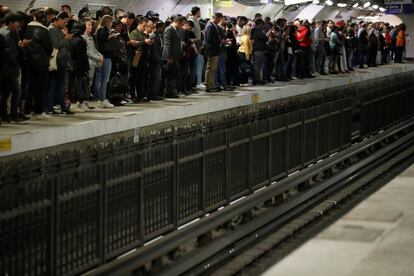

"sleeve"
[163, 28, 172, 58]
[49, 27, 67, 49]
[86, 37, 102, 62]
[41, 30, 53, 55]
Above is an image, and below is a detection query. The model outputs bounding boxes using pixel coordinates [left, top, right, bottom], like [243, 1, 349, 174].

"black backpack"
[107, 72, 128, 103]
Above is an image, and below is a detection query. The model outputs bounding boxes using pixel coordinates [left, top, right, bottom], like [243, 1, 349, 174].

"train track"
[92, 117, 414, 276]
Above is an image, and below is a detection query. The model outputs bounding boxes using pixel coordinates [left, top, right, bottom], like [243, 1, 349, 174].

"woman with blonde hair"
[94, 14, 115, 108]
[238, 25, 253, 84]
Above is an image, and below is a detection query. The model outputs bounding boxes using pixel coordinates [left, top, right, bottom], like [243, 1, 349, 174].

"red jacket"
[297, 25, 312, 47]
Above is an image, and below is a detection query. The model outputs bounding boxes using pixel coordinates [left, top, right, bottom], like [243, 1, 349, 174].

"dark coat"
[251, 27, 267, 52]
[96, 27, 116, 59]
[70, 33, 89, 74]
[204, 21, 221, 57]
[149, 31, 163, 63]
[162, 25, 182, 62]
[0, 26, 19, 78]
[24, 21, 53, 68]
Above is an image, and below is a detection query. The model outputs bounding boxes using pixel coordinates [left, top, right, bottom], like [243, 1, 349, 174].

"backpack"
[107, 72, 128, 103]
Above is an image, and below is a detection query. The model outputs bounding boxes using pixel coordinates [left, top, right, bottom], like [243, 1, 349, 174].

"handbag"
[132, 50, 142, 67]
[49, 48, 59, 71]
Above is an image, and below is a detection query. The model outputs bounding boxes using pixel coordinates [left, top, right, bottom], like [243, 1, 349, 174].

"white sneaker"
[70, 104, 85, 113]
[79, 103, 89, 111]
[98, 100, 114, 108]
[36, 112, 53, 120]
[84, 101, 96, 110]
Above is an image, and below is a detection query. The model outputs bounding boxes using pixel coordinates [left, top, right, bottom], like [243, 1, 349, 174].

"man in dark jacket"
[204, 12, 223, 92]
[0, 12, 26, 123]
[162, 15, 183, 98]
[24, 10, 53, 118]
[251, 19, 268, 85]
[148, 21, 165, 100]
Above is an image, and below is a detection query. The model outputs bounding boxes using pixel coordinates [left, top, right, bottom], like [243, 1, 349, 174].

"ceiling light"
[363, 1, 371, 8]
[372, 4, 379, 9]
[326, 0, 333, 6]
[313, 0, 320, 4]
[353, 2, 359, 7]
[337, 3, 347, 7]
[379, 7, 386, 12]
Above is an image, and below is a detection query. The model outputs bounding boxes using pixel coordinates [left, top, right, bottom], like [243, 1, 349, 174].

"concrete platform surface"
[0, 63, 413, 157]
[262, 163, 414, 276]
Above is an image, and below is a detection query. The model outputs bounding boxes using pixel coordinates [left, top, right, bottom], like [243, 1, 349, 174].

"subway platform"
[0, 63, 413, 158]
[263, 163, 414, 276]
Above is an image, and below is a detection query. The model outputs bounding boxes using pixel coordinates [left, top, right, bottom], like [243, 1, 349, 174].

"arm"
[86, 37, 102, 62]
[49, 27, 68, 49]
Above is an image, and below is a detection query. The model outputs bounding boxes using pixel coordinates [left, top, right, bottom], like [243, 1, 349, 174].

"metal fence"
[1, 74, 413, 276]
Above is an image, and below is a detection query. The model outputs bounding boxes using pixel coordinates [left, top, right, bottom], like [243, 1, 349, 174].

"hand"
[18, 39, 32, 48]
[167, 57, 173, 65]
[99, 57, 104, 65]
[64, 33, 73, 41]
[108, 33, 118, 39]
[144, 38, 153, 45]
[127, 40, 139, 47]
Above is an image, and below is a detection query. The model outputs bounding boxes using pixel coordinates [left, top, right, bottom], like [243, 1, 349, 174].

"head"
[254, 13, 262, 20]
[4, 12, 23, 31]
[191, 6, 201, 18]
[237, 16, 248, 27]
[78, 7, 92, 20]
[146, 20, 155, 33]
[121, 12, 135, 26]
[71, 21, 84, 35]
[112, 19, 123, 33]
[399, 23, 406, 31]
[255, 19, 264, 28]
[45, 7, 58, 23]
[242, 24, 251, 36]
[171, 15, 185, 29]
[155, 21, 165, 33]
[101, 6, 113, 17]
[100, 14, 113, 29]
[183, 19, 194, 31]
[61, 4, 71, 16]
[212, 12, 223, 25]
[137, 16, 148, 32]
[83, 18, 93, 35]
[53, 11, 69, 29]
[114, 8, 125, 20]
[34, 10, 48, 26]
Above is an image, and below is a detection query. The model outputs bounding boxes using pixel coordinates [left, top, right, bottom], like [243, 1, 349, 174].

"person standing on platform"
[24, 10, 53, 119]
[204, 12, 224, 92]
[314, 20, 328, 75]
[0, 12, 28, 123]
[148, 21, 165, 101]
[188, 6, 202, 89]
[395, 23, 406, 63]
[95, 15, 115, 108]
[162, 15, 183, 98]
[251, 18, 268, 85]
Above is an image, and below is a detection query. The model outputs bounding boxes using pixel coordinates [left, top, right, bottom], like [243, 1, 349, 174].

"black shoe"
[149, 96, 166, 101]
[1, 115, 11, 123]
[222, 86, 235, 91]
[11, 115, 28, 124]
[206, 88, 219, 93]
[183, 90, 191, 95]
[320, 72, 328, 75]
[18, 113, 30, 121]
[63, 110, 75, 115]
[166, 93, 179, 98]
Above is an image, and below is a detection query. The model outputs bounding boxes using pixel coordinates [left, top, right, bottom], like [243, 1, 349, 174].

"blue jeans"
[95, 58, 112, 101]
[47, 69, 66, 112]
[194, 55, 205, 86]
[215, 52, 227, 87]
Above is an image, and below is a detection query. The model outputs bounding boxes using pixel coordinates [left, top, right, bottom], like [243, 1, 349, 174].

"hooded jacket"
[24, 21, 53, 67]
[297, 25, 312, 47]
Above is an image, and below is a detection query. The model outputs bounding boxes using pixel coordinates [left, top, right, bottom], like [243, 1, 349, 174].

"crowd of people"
[0, 4, 408, 125]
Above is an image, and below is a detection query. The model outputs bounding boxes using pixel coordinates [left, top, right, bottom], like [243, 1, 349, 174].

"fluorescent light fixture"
[313, 0, 320, 4]
[325, 0, 333, 5]
[337, 3, 347, 7]
[353, 2, 359, 7]
[372, 4, 379, 9]
[379, 7, 386, 12]
[363, 1, 371, 7]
